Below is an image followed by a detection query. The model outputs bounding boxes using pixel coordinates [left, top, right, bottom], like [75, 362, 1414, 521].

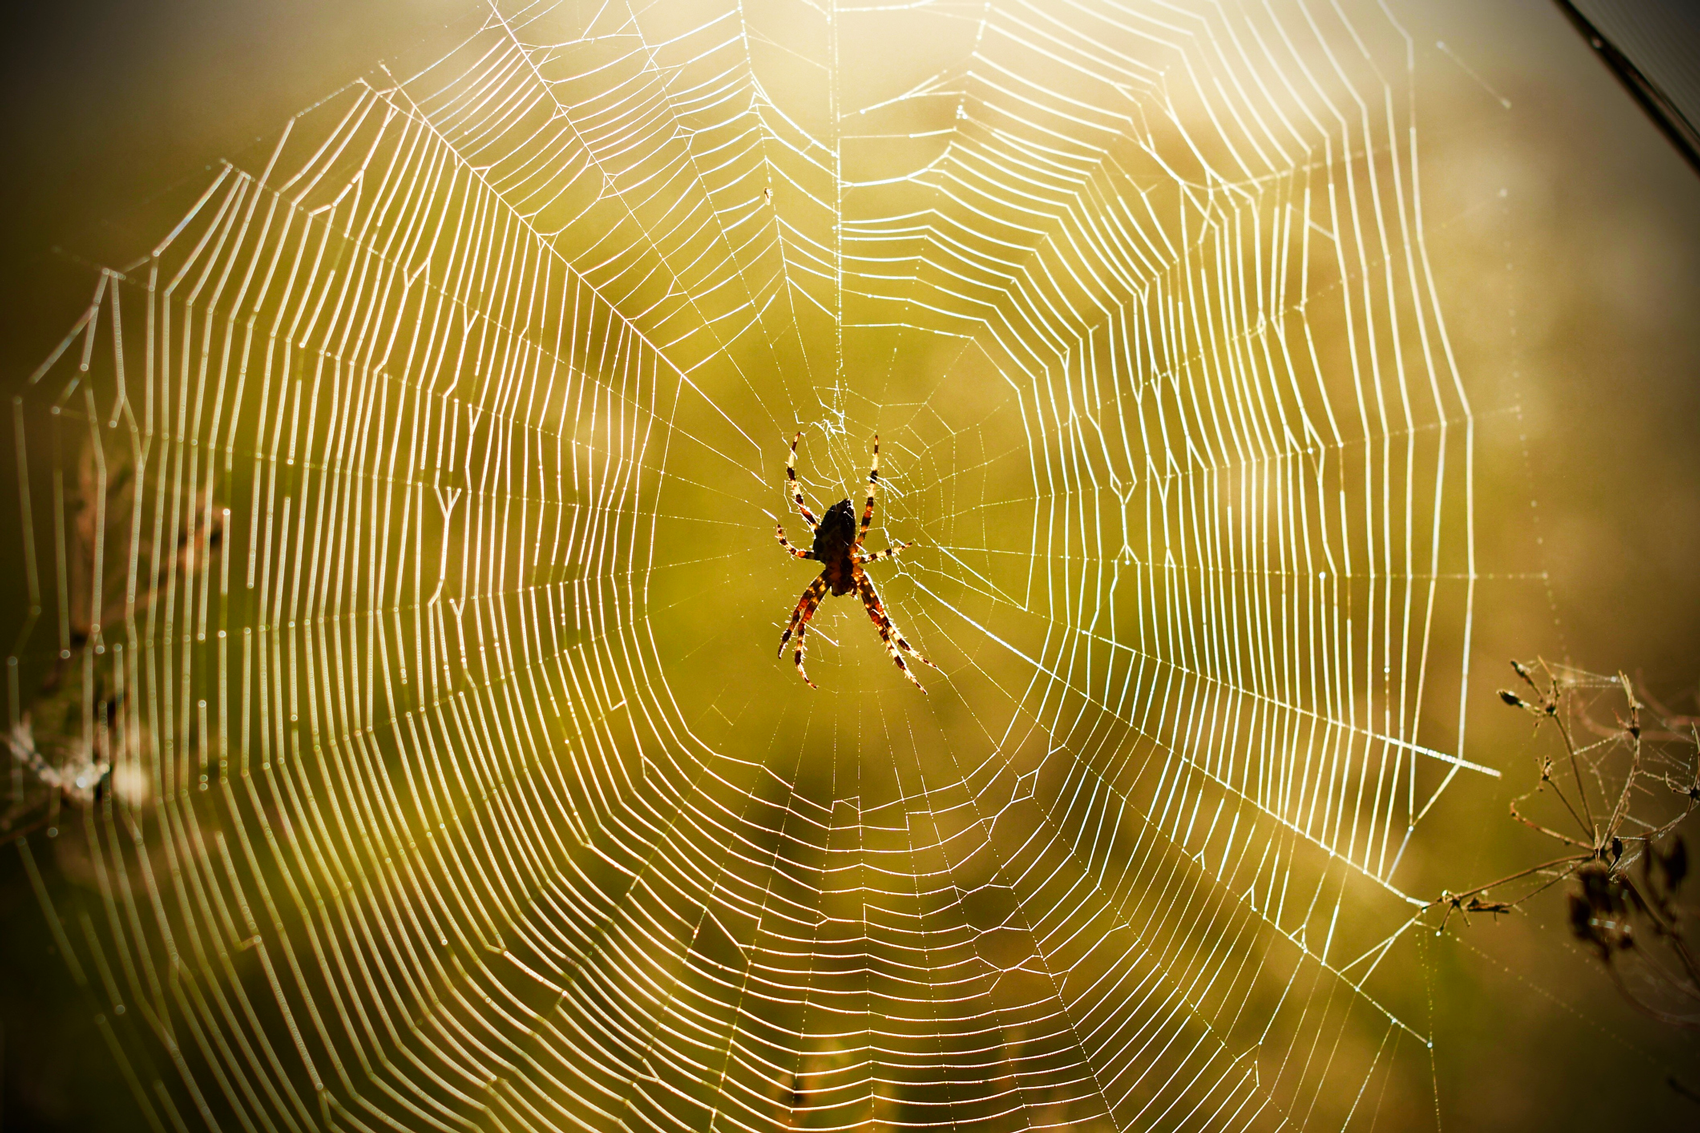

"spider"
[775, 431, 935, 692]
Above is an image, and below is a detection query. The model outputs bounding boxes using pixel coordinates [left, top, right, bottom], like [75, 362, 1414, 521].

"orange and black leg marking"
[854, 541, 910, 566]
[857, 434, 880, 550]
[854, 566, 935, 691]
[779, 575, 829, 687]
[776, 524, 815, 560]
[787, 432, 820, 531]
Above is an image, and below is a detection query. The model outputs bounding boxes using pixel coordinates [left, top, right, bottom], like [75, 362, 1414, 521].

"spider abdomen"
[812, 498, 859, 594]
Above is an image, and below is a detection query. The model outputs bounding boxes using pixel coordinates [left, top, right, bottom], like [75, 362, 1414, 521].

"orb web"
[11, 0, 1488, 1129]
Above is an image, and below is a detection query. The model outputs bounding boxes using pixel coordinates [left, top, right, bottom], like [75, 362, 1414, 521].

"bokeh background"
[1, 0, 1696, 1129]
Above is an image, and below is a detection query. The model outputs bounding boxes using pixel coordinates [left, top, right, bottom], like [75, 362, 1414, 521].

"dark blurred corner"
[1570, 0, 1700, 157]
[1, 0, 464, 405]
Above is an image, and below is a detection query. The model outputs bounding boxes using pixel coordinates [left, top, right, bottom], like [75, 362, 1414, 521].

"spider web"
[10, 0, 1490, 1128]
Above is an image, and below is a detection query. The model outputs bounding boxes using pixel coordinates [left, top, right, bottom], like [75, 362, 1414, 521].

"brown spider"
[775, 431, 935, 692]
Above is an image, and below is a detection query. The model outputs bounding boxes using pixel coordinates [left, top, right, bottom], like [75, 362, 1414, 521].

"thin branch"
[1551, 709, 1599, 842]
[1428, 853, 1593, 910]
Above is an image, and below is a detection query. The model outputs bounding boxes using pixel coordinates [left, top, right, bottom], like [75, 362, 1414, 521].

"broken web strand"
[7, 1, 1494, 1131]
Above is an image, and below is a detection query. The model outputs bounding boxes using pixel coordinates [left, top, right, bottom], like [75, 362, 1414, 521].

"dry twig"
[1432, 660, 1700, 1032]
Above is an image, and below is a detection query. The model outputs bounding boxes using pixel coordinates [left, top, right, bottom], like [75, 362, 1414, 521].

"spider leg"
[776, 523, 815, 560]
[787, 431, 820, 531]
[854, 541, 910, 566]
[777, 575, 823, 657]
[856, 433, 879, 550]
[854, 565, 935, 692]
[777, 575, 829, 688]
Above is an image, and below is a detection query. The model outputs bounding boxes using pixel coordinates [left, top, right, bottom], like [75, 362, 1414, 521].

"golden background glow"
[1, 1, 1696, 1129]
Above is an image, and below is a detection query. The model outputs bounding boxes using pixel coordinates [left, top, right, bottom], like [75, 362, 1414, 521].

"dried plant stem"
[1440, 660, 1700, 1045]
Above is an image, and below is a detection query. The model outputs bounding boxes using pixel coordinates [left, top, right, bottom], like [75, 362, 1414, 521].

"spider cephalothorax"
[775, 432, 934, 691]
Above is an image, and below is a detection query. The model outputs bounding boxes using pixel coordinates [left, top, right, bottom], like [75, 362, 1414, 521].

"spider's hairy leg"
[776, 523, 815, 560]
[855, 541, 910, 566]
[777, 574, 824, 657]
[787, 431, 820, 530]
[778, 575, 829, 688]
[857, 433, 880, 549]
[854, 566, 934, 692]
[864, 573, 933, 667]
